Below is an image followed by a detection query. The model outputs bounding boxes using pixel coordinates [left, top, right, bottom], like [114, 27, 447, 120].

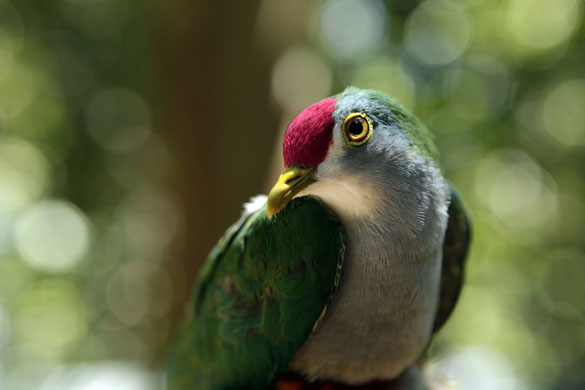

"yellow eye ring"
[342, 112, 372, 146]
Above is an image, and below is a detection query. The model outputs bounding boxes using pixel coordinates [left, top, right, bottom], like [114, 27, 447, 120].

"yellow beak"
[267, 166, 315, 217]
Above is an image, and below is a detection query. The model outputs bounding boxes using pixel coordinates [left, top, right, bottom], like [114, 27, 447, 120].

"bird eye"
[342, 113, 372, 146]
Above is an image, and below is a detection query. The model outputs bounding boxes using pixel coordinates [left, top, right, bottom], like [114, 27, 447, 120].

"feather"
[166, 196, 345, 389]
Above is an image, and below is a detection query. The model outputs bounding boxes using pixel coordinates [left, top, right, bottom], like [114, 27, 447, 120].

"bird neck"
[297, 160, 449, 260]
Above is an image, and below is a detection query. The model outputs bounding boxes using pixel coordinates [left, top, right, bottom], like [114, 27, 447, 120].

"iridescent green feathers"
[166, 196, 346, 389]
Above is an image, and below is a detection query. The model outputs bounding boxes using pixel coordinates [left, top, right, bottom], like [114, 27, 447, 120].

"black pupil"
[348, 119, 364, 137]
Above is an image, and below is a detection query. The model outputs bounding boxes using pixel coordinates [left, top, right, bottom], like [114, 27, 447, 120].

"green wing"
[433, 183, 472, 332]
[166, 196, 345, 389]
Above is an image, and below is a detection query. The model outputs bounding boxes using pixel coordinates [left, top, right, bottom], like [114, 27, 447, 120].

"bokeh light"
[473, 149, 559, 232]
[542, 79, 585, 146]
[507, 0, 581, 50]
[319, 0, 387, 61]
[39, 362, 160, 390]
[439, 346, 519, 390]
[405, 0, 471, 66]
[13, 200, 91, 273]
[0, 1, 24, 79]
[447, 56, 512, 121]
[14, 280, 88, 360]
[118, 190, 180, 258]
[271, 46, 333, 114]
[0, 138, 51, 213]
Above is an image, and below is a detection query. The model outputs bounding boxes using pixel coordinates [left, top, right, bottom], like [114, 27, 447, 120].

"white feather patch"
[241, 194, 267, 216]
[295, 175, 382, 221]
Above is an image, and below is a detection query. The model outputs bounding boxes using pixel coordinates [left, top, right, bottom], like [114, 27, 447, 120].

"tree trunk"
[152, 0, 279, 352]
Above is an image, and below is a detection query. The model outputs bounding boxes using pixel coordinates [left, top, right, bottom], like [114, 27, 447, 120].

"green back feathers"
[166, 196, 345, 389]
[434, 183, 472, 333]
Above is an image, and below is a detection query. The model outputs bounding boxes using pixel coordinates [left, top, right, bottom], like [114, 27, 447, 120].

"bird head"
[267, 87, 440, 218]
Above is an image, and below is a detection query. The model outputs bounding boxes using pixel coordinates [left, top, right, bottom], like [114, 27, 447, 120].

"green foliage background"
[0, 0, 584, 389]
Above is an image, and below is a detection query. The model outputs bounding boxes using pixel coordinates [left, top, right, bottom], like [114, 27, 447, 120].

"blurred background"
[0, 0, 584, 389]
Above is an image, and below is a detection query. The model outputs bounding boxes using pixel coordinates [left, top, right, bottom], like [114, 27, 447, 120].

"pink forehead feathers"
[283, 97, 336, 167]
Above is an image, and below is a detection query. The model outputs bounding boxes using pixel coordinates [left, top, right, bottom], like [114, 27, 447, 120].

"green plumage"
[167, 190, 470, 389]
[434, 184, 471, 332]
[166, 196, 345, 389]
[166, 192, 470, 389]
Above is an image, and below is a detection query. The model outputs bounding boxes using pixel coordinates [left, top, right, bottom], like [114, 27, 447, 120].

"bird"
[166, 87, 471, 389]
